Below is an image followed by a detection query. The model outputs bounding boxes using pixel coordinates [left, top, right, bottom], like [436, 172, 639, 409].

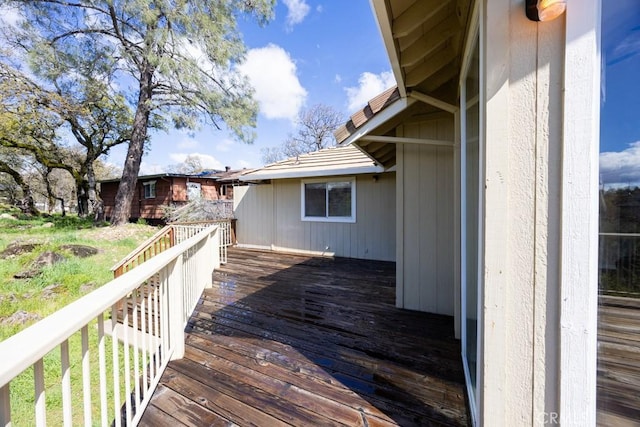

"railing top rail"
[170, 219, 232, 225]
[0, 224, 219, 388]
[599, 232, 640, 237]
[110, 225, 172, 272]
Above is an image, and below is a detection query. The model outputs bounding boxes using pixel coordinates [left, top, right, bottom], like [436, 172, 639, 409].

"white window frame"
[460, 3, 481, 424]
[143, 181, 156, 199]
[300, 177, 356, 223]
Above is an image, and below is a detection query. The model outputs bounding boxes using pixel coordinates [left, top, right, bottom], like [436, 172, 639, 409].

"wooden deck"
[140, 248, 469, 426]
[597, 296, 640, 425]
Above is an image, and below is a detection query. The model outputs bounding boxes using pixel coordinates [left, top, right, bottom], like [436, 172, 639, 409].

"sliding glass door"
[461, 28, 480, 421]
[598, 1, 640, 423]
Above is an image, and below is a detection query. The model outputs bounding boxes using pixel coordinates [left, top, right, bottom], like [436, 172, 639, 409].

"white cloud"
[169, 152, 224, 171]
[177, 137, 200, 150]
[344, 71, 396, 112]
[139, 162, 166, 175]
[237, 159, 252, 169]
[600, 141, 640, 187]
[238, 44, 307, 121]
[283, 0, 310, 29]
[334, 74, 342, 84]
[610, 31, 640, 64]
[216, 138, 235, 153]
[179, 39, 220, 76]
[0, 5, 22, 28]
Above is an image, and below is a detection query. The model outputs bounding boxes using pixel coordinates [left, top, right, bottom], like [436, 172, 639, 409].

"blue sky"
[599, 0, 640, 187]
[7, 1, 636, 186]
[115, 0, 395, 174]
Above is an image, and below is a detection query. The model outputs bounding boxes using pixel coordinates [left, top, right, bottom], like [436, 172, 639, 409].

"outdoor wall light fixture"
[526, 0, 566, 21]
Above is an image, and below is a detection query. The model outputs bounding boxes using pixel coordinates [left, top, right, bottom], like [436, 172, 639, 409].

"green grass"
[0, 210, 158, 425]
[0, 214, 156, 332]
[8, 321, 147, 427]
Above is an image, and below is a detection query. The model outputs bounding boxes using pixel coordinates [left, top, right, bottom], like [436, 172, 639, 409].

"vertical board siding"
[403, 143, 423, 311]
[234, 185, 275, 247]
[400, 118, 455, 316]
[437, 144, 455, 314]
[234, 174, 395, 261]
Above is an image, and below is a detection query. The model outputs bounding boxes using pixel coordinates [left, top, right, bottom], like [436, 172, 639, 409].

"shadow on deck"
[139, 248, 470, 426]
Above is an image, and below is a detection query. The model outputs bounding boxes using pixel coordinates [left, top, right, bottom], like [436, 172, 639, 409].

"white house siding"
[481, 2, 565, 425]
[396, 118, 455, 316]
[233, 184, 274, 247]
[233, 173, 396, 261]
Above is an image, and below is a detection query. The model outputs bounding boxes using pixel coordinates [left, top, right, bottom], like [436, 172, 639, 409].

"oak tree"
[0, 62, 128, 217]
[3, 0, 275, 225]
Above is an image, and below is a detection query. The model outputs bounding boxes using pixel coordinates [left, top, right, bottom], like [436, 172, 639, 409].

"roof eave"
[339, 96, 415, 147]
[239, 165, 386, 182]
[370, 0, 406, 96]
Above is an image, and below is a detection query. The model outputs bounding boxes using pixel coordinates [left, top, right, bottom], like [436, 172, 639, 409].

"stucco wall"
[234, 173, 396, 261]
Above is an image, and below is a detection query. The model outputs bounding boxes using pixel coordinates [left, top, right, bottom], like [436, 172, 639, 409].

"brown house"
[100, 168, 249, 222]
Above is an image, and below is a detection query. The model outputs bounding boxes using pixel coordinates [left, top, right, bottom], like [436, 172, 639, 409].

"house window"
[301, 178, 355, 222]
[143, 181, 156, 199]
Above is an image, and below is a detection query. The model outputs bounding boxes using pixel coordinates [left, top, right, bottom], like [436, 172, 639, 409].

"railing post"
[168, 256, 185, 360]
[0, 384, 10, 426]
[212, 227, 221, 270]
[169, 226, 176, 247]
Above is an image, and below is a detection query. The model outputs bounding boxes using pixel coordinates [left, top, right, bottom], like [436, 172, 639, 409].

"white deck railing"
[0, 224, 220, 427]
[111, 220, 233, 278]
[172, 220, 233, 264]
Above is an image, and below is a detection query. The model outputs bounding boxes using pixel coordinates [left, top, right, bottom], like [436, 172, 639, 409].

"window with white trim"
[143, 181, 156, 199]
[301, 178, 356, 222]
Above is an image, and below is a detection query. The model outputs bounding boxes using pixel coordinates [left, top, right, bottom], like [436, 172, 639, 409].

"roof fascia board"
[340, 96, 416, 147]
[239, 165, 385, 181]
[360, 135, 454, 147]
[370, 0, 405, 97]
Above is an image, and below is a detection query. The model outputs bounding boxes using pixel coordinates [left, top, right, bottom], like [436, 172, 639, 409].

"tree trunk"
[43, 168, 55, 214]
[77, 180, 89, 217]
[111, 65, 153, 226]
[86, 161, 99, 216]
[57, 197, 66, 216]
[0, 160, 38, 216]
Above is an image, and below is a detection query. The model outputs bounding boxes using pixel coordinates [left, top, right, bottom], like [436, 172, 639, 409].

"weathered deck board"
[597, 296, 640, 425]
[140, 248, 470, 426]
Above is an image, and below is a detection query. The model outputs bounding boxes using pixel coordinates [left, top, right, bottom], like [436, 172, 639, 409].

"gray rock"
[1, 242, 39, 257]
[60, 244, 99, 258]
[0, 294, 18, 303]
[41, 283, 62, 299]
[1, 310, 41, 325]
[14, 251, 66, 279]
